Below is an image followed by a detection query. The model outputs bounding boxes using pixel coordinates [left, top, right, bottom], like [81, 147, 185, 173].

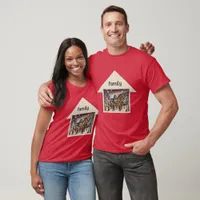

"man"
[38, 5, 178, 200]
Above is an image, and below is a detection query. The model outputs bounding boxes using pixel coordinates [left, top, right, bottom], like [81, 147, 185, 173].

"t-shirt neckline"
[105, 46, 132, 57]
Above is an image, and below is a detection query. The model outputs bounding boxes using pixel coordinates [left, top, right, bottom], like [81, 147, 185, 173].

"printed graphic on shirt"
[67, 98, 98, 137]
[98, 71, 136, 113]
[103, 89, 130, 112]
[69, 112, 95, 136]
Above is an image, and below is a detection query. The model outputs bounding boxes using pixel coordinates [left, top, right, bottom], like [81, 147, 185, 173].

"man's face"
[101, 11, 129, 48]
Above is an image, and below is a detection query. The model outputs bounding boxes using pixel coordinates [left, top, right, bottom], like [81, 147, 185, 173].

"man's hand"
[124, 138, 152, 155]
[38, 82, 53, 107]
[140, 42, 155, 55]
[31, 173, 44, 196]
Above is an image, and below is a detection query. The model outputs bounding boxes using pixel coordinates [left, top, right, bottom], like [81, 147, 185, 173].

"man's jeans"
[93, 149, 158, 200]
[38, 159, 96, 200]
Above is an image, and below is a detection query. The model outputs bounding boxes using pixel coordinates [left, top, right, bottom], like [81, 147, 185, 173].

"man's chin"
[107, 42, 122, 48]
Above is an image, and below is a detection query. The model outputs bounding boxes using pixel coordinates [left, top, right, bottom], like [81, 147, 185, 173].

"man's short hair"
[101, 5, 128, 26]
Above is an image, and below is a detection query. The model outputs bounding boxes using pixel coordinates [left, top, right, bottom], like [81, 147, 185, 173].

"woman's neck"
[67, 75, 87, 87]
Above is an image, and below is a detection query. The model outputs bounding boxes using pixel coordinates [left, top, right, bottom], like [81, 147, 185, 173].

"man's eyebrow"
[105, 20, 123, 24]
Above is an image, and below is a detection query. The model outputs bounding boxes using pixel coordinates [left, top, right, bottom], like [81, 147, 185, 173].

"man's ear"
[100, 26, 103, 34]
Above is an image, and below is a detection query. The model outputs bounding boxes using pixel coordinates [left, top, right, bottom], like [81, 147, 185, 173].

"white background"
[1, 0, 199, 199]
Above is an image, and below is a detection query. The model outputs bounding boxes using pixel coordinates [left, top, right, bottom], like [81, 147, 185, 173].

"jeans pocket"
[124, 152, 150, 161]
[131, 152, 149, 157]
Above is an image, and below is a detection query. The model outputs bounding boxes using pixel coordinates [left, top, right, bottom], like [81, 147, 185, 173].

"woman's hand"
[31, 173, 44, 196]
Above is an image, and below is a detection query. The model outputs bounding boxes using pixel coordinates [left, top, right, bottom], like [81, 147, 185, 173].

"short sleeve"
[144, 58, 170, 93]
[44, 82, 56, 111]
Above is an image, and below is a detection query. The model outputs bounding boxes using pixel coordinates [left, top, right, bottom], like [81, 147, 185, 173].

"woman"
[30, 38, 97, 200]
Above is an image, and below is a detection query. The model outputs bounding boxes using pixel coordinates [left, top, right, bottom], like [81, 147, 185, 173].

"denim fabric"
[38, 159, 96, 200]
[93, 149, 158, 200]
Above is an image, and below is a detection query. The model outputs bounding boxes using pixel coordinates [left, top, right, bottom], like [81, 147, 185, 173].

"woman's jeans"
[38, 159, 96, 200]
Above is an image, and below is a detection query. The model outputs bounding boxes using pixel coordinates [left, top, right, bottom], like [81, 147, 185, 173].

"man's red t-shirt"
[89, 47, 170, 153]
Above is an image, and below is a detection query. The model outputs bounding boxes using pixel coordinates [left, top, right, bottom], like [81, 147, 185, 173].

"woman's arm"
[30, 107, 53, 195]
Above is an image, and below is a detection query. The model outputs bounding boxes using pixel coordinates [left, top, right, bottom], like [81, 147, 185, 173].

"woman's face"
[64, 45, 86, 78]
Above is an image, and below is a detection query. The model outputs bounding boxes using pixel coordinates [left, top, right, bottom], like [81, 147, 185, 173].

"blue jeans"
[38, 159, 96, 200]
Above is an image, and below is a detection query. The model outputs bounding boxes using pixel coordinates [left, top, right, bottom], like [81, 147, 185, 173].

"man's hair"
[101, 5, 128, 27]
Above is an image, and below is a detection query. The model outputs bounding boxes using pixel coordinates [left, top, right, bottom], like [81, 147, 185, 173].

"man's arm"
[38, 42, 155, 107]
[146, 83, 178, 146]
[125, 83, 179, 155]
[38, 80, 53, 107]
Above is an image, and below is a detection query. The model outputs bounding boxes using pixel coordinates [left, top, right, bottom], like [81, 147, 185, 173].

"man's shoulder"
[129, 46, 155, 65]
[130, 46, 153, 58]
[89, 49, 106, 60]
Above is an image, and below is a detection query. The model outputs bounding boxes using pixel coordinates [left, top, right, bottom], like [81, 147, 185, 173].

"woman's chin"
[70, 71, 84, 78]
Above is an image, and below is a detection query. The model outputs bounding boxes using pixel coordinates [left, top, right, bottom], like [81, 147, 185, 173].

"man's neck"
[107, 43, 129, 55]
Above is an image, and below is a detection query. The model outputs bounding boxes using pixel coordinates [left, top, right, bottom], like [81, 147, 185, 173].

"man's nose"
[111, 24, 117, 32]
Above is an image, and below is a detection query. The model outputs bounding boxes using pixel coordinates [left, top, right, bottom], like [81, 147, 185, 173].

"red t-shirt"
[39, 80, 98, 162]
[89, 46, 170, 153]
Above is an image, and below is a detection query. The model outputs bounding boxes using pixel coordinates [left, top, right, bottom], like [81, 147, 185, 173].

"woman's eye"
[77, 56, 84, 60]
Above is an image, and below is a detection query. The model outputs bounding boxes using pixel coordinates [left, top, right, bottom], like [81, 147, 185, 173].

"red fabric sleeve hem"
[151, 79, 171, 94]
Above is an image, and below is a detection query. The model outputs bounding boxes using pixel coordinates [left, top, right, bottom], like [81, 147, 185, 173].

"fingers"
[132, 146, 149, 155]
[140, 43, 147, 53]
[144, 42, 150, 49]
[38, 90, 53, 107]
[144, 42, 155, 55]
[132, 147, 142, 155]
[140, 42, 155, 55]
[38, 182, 44, 196]
[38, 83, 53, 107]
[125, 143, 146, 155]
[132, 149, 138, 154]
[147, 45, 155, 55]
[124, 143, 134, 148]
[38, 181, 44, 190]
[32, 178, 44, 196]
[40, 91, 53, 104]
[35, 187, 44, 196]
[47, 88, 54, 99]
[38, 96, 52, 107]
[140, 43, 145, 50]
[147, 46, 155, 55]
[132, 144, 138, 154]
